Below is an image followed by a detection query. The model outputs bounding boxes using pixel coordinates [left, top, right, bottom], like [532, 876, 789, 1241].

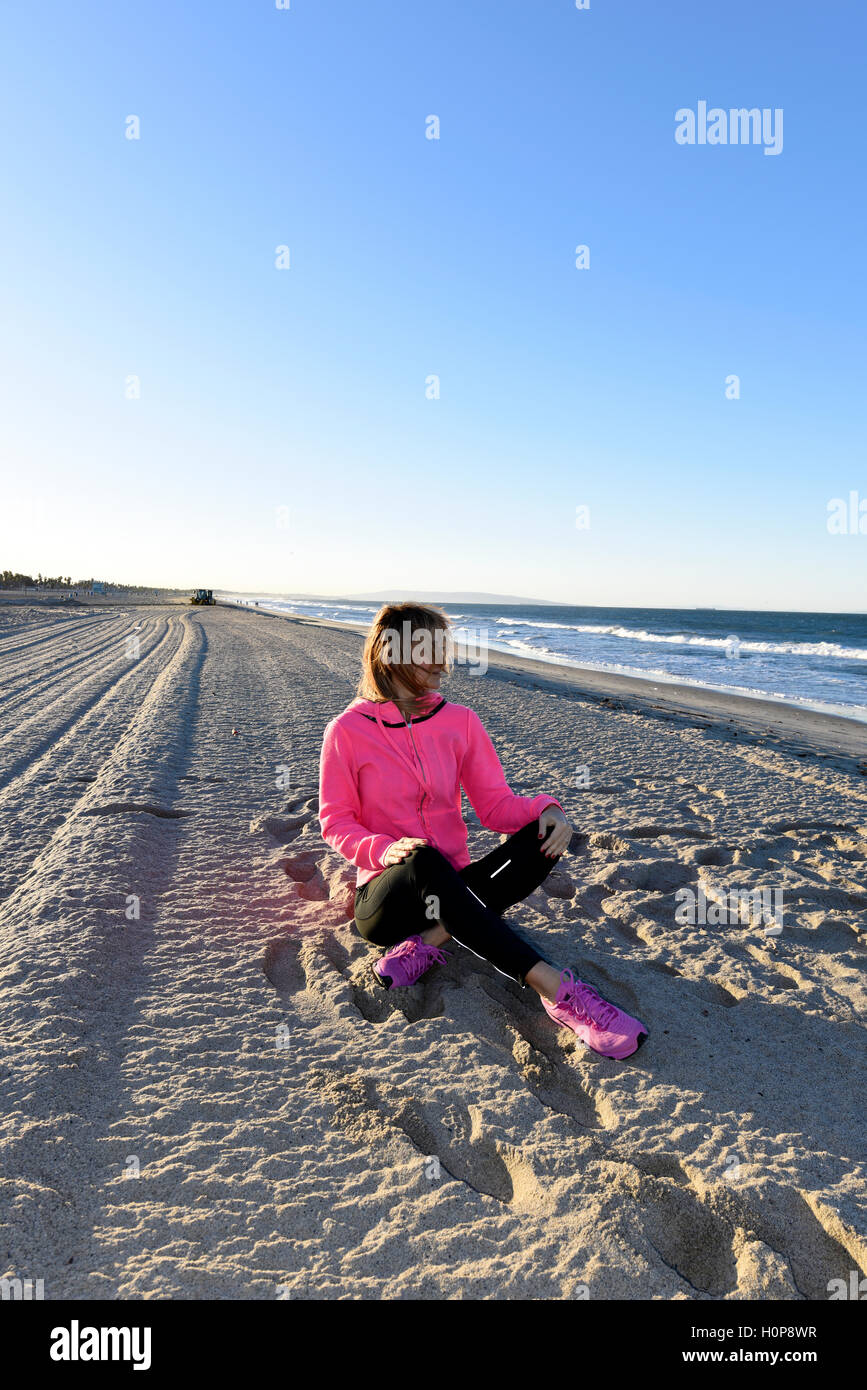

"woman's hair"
[357, 602, 454, 711]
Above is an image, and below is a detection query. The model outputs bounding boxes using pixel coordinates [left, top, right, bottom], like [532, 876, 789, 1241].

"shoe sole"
[600, 1029, 648, 1060]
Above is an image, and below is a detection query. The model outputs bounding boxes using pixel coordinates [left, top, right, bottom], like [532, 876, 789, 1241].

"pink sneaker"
[541, 968, 648, 1059]
[373, 935, 452, 989]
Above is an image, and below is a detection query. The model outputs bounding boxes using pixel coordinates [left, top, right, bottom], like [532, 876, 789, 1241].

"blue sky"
[1, 0, 864, 610]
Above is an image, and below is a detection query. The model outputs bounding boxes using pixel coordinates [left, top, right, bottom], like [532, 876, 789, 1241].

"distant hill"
[222, 589, 566, 606]
[340, 590, 564, 606]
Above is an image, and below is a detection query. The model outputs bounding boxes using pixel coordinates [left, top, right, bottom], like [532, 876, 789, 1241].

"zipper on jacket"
[405, 715, 430, 837]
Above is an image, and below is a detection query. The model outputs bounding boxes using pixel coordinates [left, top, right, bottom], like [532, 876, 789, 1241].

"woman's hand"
[382, 836, 428, 866]
[538, 805, 571, 858]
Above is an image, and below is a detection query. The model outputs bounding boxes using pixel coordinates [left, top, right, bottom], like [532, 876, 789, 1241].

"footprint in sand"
[541, 869, 576, 899]
[679, 844, 732, 867]
[586, 831, 635, 855]
[249, 812, 307, 843]
[277, 850, 319, 883]
[609, 859, 694, 893]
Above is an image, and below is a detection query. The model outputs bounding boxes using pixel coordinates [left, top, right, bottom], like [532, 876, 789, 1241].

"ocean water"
[224, 595, 867, 722]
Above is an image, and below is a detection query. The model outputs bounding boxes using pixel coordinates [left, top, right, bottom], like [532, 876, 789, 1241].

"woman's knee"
[404, 843, 455, 886]
[512, 818, 561, 863]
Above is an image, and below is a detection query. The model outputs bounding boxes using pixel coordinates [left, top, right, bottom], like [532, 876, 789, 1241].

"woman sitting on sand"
[317, 602, 648, 1060]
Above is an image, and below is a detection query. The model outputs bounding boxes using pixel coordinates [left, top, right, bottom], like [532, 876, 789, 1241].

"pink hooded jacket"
[318, 693, 564, 888]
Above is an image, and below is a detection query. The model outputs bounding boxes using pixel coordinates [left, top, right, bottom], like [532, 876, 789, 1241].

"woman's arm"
[459, 707, 564, 833]
[318, 721, 397, 872]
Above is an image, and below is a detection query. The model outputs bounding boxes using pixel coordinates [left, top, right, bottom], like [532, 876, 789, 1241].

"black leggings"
[353, 820, 560, 987]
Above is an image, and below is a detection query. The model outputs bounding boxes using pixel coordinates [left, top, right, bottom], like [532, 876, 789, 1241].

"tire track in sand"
[0, 612, 207, 1292]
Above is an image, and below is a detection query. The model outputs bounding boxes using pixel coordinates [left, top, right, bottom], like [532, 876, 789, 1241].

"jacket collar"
[352, 695, 447, 727]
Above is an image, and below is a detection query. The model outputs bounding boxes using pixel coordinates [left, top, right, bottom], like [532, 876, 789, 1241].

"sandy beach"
[1, 599, 865, 1300]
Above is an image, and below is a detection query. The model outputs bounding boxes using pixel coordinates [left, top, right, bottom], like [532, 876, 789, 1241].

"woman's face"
[415, 660, 443, 690]
[386, 625, 450, 700]
[392, 629, 449, 698]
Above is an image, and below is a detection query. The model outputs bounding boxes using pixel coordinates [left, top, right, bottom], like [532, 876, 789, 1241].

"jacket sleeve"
[318, 719, 397, 872]
[459, 707, 564, 834]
